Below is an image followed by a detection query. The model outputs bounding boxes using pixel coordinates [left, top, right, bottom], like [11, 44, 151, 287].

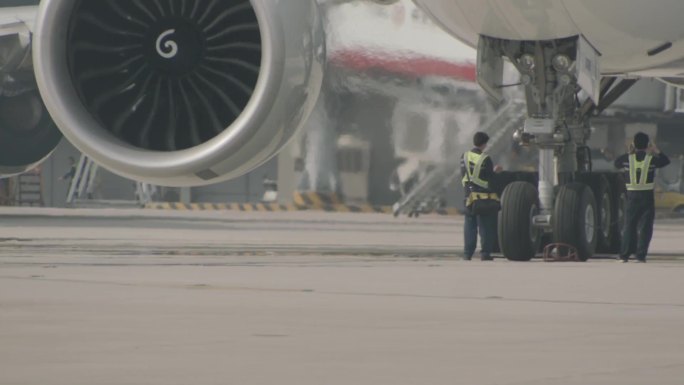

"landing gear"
[498, 182, 542, 261]
[476, 35, 637, 261]
[552, 183, 597, 261]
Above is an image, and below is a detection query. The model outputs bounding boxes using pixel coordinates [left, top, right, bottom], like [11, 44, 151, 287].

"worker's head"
[633, 132, 650, 150]
[473, 132, 490, 149]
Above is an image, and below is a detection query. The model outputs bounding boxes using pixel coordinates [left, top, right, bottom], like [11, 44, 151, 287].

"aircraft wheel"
[553, 183, 597, 261]
[588, 175, 613, 253]
[608, 174, 627, 254]
[499, 181, 541, 261]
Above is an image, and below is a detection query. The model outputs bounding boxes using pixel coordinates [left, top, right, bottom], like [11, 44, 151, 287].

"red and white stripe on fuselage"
[329, 48, 477, 83]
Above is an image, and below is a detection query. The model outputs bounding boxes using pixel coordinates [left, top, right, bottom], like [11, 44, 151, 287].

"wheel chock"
[543, 243, 579, 262]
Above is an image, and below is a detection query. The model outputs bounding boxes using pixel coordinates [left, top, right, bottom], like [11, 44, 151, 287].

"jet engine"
[33, 0, 324, 186]
[0, 26, 62, 177]
[0, 89, 62, 177]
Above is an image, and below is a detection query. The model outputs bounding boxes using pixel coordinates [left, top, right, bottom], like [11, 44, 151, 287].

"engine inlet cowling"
[34, 0, 324, 186]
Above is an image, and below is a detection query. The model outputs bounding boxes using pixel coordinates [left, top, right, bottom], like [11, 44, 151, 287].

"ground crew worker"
[614, 132, 670, 263]
[461, 132, 503, 261]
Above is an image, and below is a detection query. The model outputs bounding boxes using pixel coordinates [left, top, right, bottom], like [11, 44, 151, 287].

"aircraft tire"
[607, 173, 627, 254]
[552, 183, 598, 261]
[499, 181, 541, 261]
[584, 174, 614, 253]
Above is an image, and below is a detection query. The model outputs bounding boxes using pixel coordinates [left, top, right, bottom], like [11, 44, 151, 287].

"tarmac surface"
[1, 207, 684, 385]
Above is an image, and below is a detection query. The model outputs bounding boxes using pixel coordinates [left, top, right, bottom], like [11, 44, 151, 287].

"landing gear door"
[477, 36, 504, 104]
[577, 35, 601, 104]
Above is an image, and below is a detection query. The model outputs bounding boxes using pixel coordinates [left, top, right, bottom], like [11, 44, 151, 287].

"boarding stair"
[15, 168, 44, 206]
[67, 153, 157, 208]
[392, 97, 526, 217]
[66, 154, 99, 204]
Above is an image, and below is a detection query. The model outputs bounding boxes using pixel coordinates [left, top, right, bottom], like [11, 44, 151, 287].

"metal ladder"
[67, 154, 158, 206]
[66, 154, 99, 204]
[392, 98, 527, 217]
[134, 182, 157, 205]
[15, 168, 44, 206]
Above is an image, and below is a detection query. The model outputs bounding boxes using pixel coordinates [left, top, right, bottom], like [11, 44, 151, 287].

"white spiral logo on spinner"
[156, 29, 178, 59]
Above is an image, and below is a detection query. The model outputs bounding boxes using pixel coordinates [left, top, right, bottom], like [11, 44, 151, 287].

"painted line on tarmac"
[145, 202, 461, 216]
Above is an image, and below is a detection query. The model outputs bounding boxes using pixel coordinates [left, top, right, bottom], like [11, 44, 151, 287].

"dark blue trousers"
[620, 196, 655, 261]
[464, 211, 497, 258]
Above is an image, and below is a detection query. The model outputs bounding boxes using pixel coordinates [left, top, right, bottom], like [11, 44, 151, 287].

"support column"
[295, 90, 342, 206]
[180, 187, 192, 205]
[277, 139, 298, 204]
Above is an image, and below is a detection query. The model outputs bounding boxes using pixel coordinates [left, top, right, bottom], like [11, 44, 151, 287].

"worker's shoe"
[462, 255, 472, 261]
[480, 255, 494, 261]
[618, 258, 628, 263]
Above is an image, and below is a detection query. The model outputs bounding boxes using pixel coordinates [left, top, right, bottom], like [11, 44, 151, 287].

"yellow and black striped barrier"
[146, 202, 303, 212]
[292, 191, 343, 207]
[145, 202, 461, 216]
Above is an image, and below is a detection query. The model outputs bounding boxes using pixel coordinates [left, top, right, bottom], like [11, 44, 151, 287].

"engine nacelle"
[33, 0, 324, 186]
[0, 90, 62, 177]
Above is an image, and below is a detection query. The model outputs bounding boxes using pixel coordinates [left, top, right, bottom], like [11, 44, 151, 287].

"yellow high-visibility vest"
[462, 151, 489, 189]
[626, 153, 654, 191]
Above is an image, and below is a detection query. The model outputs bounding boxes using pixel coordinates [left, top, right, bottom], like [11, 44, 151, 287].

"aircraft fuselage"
[415, 0, 684, 77]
